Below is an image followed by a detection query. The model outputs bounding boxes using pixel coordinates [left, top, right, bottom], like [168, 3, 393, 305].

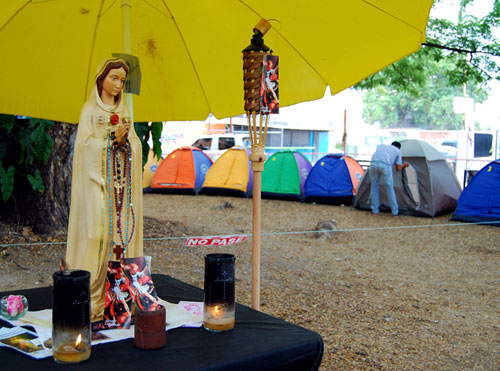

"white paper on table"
[0, 326, 52, 359]
[1, 298, 203, 348]
[177, 301, 203, 328]
[2, 309, 52, 345]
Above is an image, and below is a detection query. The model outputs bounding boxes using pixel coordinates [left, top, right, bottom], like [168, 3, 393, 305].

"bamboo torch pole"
[249, 135, 266, 310]
[242, 19, 272, 310]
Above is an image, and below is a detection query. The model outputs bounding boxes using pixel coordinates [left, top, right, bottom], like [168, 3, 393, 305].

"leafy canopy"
[356, 0, 500, 129]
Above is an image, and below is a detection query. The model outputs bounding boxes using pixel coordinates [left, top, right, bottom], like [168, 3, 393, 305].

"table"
[0, 274, 323, 370]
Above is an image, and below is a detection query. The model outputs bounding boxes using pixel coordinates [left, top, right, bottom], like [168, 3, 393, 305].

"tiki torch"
[242, 19, 278, 310]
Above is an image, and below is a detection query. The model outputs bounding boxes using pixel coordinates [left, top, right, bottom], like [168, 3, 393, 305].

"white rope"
[0, 219, 497, 248]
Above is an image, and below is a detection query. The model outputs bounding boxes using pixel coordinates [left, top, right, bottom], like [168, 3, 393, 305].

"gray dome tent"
[352, 139, 462, 217]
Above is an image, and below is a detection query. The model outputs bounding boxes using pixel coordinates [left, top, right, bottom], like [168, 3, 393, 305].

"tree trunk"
[30, 123, 77, 235]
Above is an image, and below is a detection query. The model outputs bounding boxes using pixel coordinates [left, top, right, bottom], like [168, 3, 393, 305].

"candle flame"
[75, 334, 82, 347]
[214, 305, 221, 315]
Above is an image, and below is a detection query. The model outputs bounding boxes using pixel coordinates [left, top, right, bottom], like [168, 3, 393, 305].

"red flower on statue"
[110, 114, 120, 125]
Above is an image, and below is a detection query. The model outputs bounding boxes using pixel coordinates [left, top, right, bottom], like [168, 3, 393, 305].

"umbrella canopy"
[0, 0, 433, 123]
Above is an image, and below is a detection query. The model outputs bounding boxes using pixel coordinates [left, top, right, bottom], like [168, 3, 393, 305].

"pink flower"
[6, 295, 23, 316]
[110, 114, 120, 125]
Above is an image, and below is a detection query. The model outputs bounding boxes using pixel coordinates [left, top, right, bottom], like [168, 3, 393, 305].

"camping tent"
[143, 150, 163, 193]
[261, 150, 312, 200]
[201, 147, 253, 197]
[352, 139, 462, 217]
[151, 146, 212, 194]
[451, 160, 500, 225]
[304, 154, 364, 204]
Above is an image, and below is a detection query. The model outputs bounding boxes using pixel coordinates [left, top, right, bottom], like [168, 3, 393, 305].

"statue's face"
[102, 67, 126, 98]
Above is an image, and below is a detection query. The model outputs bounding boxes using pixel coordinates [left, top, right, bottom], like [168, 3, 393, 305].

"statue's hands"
[115, 123, 130, 146]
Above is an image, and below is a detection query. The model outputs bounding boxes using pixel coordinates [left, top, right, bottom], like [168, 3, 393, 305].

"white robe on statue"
[66, 61, 143, 322]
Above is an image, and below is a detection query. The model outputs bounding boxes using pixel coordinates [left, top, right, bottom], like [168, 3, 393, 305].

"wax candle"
[203, 303, 235, 331]
[52, 270, 91, 363]
[203, 254, 235, 332]
[52, 332, 91, 363]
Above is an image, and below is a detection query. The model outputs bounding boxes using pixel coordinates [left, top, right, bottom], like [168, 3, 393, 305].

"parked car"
[437, 143, 457, 159]
[192, 133, 251, 161]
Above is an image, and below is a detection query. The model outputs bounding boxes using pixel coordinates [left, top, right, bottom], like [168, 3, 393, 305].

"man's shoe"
[371, 212, 379, 216]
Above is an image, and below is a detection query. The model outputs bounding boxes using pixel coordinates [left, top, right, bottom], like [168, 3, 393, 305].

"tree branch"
[422, 42, 500, 57]
[469, 59, 493, 80]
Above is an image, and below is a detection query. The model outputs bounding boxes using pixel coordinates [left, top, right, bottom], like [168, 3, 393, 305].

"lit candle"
[52, 270, 91, 363]
[204, 304, 235, 331]
[53, 333, 91, 363]
[203, 254, 236, 332]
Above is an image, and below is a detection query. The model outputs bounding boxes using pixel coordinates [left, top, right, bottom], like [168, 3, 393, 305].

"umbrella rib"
[84, 0, 107, 101]
[238, 0, 329, 86]
[156, 0, 213, 114]
[361, 0, 423, 34]
[0, 1, 31, 33]
[140, 0, 169, 16]
[101, 0, 119, 17]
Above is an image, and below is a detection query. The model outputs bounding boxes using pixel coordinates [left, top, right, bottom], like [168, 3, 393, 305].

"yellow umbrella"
[0, 1, 433, 123]
[0, 0, 433, 310]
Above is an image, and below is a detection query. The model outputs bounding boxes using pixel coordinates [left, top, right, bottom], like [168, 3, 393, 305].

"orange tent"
[151, 146, 212, 194]
[143, 150, 163, 192]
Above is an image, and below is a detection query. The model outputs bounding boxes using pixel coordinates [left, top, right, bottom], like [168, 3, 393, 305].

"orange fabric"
[344, 156, 364, 195]
[142, 150, 162, 189]
[152, 146, 196, 188]
[176, 148, 196, 187]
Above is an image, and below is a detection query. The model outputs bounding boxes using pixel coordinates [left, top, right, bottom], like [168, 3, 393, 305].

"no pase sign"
[185, 235, 247, 247]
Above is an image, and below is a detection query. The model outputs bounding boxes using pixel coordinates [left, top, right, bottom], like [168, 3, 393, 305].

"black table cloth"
[0, 274, 323, 370]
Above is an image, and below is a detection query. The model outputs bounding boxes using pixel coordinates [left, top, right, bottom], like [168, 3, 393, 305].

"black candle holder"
[52, 270, 91, 363]
[203, 253, 235, 332]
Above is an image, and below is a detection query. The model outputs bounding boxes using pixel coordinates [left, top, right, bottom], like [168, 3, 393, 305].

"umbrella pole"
[121, 0, 133, 117]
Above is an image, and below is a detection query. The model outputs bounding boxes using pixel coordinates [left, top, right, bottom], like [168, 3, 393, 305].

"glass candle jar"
[0, 295, 28, 319]
[203, 253, 235, 332]
[52, 270, 91, 363]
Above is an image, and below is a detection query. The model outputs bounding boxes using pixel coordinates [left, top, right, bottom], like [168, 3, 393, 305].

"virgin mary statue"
[66, 58, 144, 322]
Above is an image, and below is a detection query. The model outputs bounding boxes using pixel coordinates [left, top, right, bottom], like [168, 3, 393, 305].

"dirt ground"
[1, 193, 499, 370]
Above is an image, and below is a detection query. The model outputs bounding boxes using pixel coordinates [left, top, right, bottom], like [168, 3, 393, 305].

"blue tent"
[452, 160, 500, 226]
[304, 154, 364, 205]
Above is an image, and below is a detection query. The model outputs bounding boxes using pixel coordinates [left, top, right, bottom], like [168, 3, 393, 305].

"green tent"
[262, 150, 312, 200]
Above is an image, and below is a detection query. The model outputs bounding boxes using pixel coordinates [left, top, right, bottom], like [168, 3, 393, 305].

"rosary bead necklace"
[106, 131, 135, 259]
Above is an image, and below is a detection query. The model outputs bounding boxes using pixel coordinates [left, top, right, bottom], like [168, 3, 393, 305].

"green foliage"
[27, 170, 44, 193]
[31, 119, 54, 164]
[357, 0, 499, 129]
[358, 0, 500, 93]
[0, 114, 54, 201]
[362, 58, 488, 129]
[0, 165, 15, 202]
[134, 121, 163, 170]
